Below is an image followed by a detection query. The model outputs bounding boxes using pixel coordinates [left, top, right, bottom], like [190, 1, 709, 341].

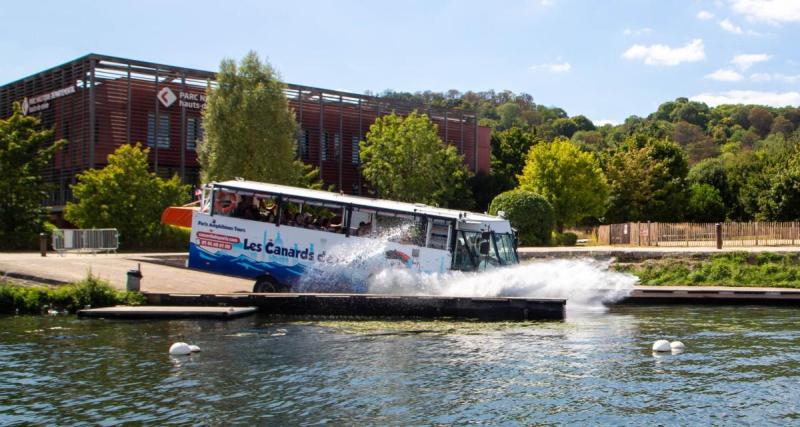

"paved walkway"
[0, 252, 251, 294]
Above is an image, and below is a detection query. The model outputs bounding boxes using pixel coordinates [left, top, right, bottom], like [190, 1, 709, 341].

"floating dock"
[623, 286, 800, 304]
[78, 305, 258, 319]
[142, 293, 566, 321]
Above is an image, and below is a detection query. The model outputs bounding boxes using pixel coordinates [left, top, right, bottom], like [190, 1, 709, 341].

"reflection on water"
[2, 305, 800, 425]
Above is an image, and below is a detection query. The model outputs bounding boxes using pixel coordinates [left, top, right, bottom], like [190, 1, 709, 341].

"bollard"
[40, 233, 47, 257]
[126, 263, 142, 292]
[715, 223, 722, 250]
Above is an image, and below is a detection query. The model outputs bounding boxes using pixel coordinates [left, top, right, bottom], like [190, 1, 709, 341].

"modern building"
[0, 53, 491, 210]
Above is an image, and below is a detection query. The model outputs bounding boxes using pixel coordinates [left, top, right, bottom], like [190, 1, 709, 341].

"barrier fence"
[52, 229, 119, 254]
[597, 222, 800, 247]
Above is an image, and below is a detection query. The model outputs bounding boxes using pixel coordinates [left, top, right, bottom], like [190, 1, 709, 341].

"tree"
[488, 190, 554, 246]
[360, 111, 471, 208]
[604, 136, 688, 222]
[686, 184, 726, 222]
[0, 103, 66, 249]
[748, 106, 774, 137]
[199, 51, 316, 186]
[517, 138, 608, 231]
[551, 118, 579, 138]
[65, 144, 190, 248]
[490, 127, 539, 190]
[688, 158, 735, 215]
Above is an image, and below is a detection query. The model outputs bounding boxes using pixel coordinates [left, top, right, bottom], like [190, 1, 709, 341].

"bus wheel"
[253, 274, 280, 293]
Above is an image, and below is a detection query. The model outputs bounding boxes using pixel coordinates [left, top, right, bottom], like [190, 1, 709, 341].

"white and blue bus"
[168, 180, 519, 292]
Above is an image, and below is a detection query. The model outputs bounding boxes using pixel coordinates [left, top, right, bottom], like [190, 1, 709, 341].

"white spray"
[366, 258, 637, 310]
[293, 225, 637, 310]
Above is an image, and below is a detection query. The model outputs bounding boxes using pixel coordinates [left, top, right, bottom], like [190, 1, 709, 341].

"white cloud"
[622, 39, 705, 66]
[730, 0, 800, 24]
[731, 53, 771, 70]
[697, 10, 715, 20]
[719, 18, 744, 33]
[594, 119, 620, 126]
[691, 90, 800, 106]
[705, 69, 745, 81]
[530, 60, 571, 73]
[749, 72, 800, 83]
[623, 27, 653, 36]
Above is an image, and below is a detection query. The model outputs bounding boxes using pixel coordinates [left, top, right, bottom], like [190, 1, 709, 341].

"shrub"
[554, 232, 578, 246]
[489, 190, 555, 246]
[0, 275, 144, 314]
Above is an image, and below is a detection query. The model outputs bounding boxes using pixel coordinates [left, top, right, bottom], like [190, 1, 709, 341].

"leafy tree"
[771, 116, 794, 137]
[669, 99, 710, 128]
[605, 136, 688, 222]
[360, 111, 471, 208]
[686, 183, 726, 222]
[761, 152, 800, 220]
[490, 127, 539, 190]
[199, 51, 316, 186]
[551, 118, 579, 138]
[571, 115, 596, 132]
[0, 103, 66, 249]
[748, 106, 774, 137]
[517, 138, 608, 231]
[488, 190, 554, 246]
[496, 102, 526, 130]
[65, 144, 190, 248]
[688, 158, 735, 213]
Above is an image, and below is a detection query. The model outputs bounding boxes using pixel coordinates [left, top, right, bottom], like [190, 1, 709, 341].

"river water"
[2, 305, 799, 425]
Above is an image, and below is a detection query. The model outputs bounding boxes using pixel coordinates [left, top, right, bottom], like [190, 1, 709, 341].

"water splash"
[366, 258, 637, 311]
[291, 224, 637, 310]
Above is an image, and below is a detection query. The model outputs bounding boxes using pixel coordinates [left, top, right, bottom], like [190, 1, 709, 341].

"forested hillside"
[381, 90, 800, 224]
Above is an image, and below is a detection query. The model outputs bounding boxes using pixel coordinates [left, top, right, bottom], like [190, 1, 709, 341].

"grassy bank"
[618, 252, 800, 288]
[0, 275, 145, 314]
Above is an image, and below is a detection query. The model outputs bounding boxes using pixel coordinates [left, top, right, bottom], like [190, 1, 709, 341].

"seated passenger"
[357, 221, 372, 236]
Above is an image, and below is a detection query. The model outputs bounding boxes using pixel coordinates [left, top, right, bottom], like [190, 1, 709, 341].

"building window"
[321, 132, 328, 161]
[352, 135, 361, 164]
[334, 133, 341, 160]
[186, 117, 203, 151]
[298, 129, 308, 160]
[147, 113, 170, 148]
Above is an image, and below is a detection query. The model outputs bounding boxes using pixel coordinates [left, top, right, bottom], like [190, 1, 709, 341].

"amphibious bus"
[163, 180, 519, 292]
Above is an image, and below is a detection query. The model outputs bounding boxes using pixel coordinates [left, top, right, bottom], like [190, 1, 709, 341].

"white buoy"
[652, 339, 671, 352]
[670, 341, 685, 351]
[188, 344, 201, 353]
[169, 342, 192, 355]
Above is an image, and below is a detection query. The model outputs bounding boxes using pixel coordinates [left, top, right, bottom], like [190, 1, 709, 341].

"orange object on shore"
[161, 206, 198, 228]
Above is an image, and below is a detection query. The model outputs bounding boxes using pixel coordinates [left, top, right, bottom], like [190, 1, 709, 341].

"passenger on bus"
[357, 222, 372, 236]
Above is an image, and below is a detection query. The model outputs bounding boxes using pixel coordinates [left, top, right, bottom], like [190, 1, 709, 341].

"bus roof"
[213, 180, 511, 231]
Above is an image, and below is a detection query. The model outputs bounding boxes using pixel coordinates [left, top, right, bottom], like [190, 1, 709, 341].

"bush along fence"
[597, 222, 800, 247]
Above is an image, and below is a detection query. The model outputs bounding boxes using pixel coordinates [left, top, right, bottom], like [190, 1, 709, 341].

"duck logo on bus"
[161, 180, 520, 293]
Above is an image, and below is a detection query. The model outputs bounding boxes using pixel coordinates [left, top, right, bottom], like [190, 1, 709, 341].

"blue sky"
[2, 0, 799, 124]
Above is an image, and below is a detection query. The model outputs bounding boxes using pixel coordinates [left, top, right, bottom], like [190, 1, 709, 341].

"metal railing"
[51, 229, 119, 254]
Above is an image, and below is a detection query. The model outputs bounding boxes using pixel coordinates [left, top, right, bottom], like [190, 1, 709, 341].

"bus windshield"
[452, 231, 518, 271]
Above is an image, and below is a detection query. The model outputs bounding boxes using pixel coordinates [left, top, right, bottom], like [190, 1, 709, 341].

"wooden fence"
[596, 222, 800, 247]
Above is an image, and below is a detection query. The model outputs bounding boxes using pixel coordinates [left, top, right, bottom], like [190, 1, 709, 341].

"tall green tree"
[199, 51, 316, 186]
[65, 144, 190, 248]
[490, 127, 539, 190]
[517, 138, 608, 231]
[0, 103, 66, 249]
[604, 136, 688, 222]
[360, 111, 471, 208]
